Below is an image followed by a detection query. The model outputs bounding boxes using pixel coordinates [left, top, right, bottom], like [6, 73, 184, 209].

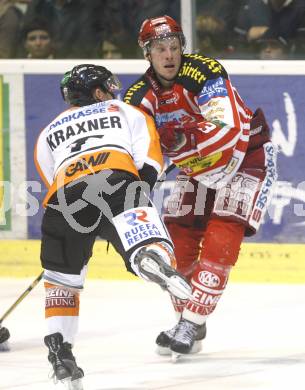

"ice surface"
[1, 279, 304, 390]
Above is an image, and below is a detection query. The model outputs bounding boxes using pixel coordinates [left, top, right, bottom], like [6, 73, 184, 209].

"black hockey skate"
[170, 318, 204, 360]
[0, 326, 10, 351]
[134, 246, 192, 300]
[156, 321, 206, 356]
[44, 332, 84, 390]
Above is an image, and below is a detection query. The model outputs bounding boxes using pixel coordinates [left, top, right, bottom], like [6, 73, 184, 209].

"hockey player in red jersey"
[123, 15, 277, 358]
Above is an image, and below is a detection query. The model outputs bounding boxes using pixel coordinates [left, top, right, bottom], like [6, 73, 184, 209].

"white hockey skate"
[134, 245, 192, 300]
[44, 333, 84, 390]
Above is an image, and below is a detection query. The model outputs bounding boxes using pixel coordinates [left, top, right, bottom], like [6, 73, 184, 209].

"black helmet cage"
[60, 64, 122, 106]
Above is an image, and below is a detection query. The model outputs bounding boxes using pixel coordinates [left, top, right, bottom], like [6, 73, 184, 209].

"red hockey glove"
[249, 108, 271, 150]
[158, 125, 178, 150]
[158, 123, 198, 157]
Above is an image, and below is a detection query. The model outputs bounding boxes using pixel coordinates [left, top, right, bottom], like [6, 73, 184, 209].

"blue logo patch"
[155, 109, 192, 128]
[124, 209, 149, 226]
[198, 77, 228, 105]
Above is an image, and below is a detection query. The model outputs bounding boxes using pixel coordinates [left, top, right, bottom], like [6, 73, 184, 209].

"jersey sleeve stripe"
[141, 96, 155, 114]
[196, 124, 241, 150]
[226, 79, 241, 129]
[132, 106, 164, 172]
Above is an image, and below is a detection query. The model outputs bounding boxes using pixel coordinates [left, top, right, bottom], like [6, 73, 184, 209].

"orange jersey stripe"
[44, 282, 54, 288]
[132, 106, 164, 170]
[43, 149, 139, 206]
[45, 307, 79, 318]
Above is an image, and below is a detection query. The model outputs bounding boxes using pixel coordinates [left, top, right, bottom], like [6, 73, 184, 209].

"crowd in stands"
[196, 0, 305, 59]
[0, 0, 305, 60]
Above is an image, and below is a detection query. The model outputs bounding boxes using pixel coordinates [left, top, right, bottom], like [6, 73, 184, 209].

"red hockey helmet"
[138, 15, 186, 53]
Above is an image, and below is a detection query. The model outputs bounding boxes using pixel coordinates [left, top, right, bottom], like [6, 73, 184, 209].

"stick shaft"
[0, 271, 44, 324]
[154, 163, 176, 189]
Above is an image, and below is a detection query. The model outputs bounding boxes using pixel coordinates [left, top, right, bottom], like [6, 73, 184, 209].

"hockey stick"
[0, 271, 44, 345]
[154, 163, 176, 189]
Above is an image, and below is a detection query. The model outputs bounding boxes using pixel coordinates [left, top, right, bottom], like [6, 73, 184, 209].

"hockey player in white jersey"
[34, 64, 192, 389]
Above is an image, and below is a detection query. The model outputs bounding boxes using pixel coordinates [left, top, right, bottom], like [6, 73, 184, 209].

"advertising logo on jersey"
[122, 209, 162, 248]
[198, 77, 228, 106]
[251, 143, 277, 226]
[155, 109, 193, 128]
[124, 209, 149, 226]
[198, 271, 220, 288]
[174, 152, 222, 175]
[49, 105, 107, 130]
[45, 287, 77, 308]
[112, 207, 168, 250]
[159, 91, 179, 106]
[107, 104, 119, 112]
[123, 80, 146, 104]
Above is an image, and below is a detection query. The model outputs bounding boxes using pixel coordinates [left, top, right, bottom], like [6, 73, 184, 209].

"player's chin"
[160, 70, 179, 82]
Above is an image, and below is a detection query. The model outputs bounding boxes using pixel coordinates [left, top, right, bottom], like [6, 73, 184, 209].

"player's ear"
[93, 87, 105, 102]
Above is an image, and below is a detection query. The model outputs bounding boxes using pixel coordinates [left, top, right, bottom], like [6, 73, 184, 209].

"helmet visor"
[103, 74, 122, 94]
[149, 36, 181, 52]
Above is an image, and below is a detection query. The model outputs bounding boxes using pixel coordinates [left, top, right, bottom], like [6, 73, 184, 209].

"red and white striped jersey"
[124, 54, 253, 188]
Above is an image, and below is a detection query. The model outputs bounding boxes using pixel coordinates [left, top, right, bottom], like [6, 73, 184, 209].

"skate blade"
[157, 340, 202, 357]
[171, 352, 181, 363]
[156, 345, 171, 356]
[61, 377, 84, 390]
[140, 257, 192, 300]
[190, 340, 202, 354]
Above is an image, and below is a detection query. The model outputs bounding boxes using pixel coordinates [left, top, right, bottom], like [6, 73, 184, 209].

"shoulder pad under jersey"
[123, 75, 150, 106]
[177, 54, 229, 94]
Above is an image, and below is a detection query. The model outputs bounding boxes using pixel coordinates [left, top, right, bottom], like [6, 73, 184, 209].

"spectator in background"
[69, 0, 180, 59]
[23, 0, 97, 58]
[234, 0, 305, 57]
[123, 0, 181, 57]
[99, 39, 123, 59]
[195, 0, 242, 58]
[86, 0, 137, 58]
[257, 36, 290, 59]
[125, 0, 180, 34]
[20, 18, 55, 58]
[96, 36, 139, 59]
[95, 37, 126, 59]
[0, 0, 23, 58]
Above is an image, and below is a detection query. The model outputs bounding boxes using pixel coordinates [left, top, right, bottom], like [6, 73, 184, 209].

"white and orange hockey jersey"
[34, 100, 163, 206]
